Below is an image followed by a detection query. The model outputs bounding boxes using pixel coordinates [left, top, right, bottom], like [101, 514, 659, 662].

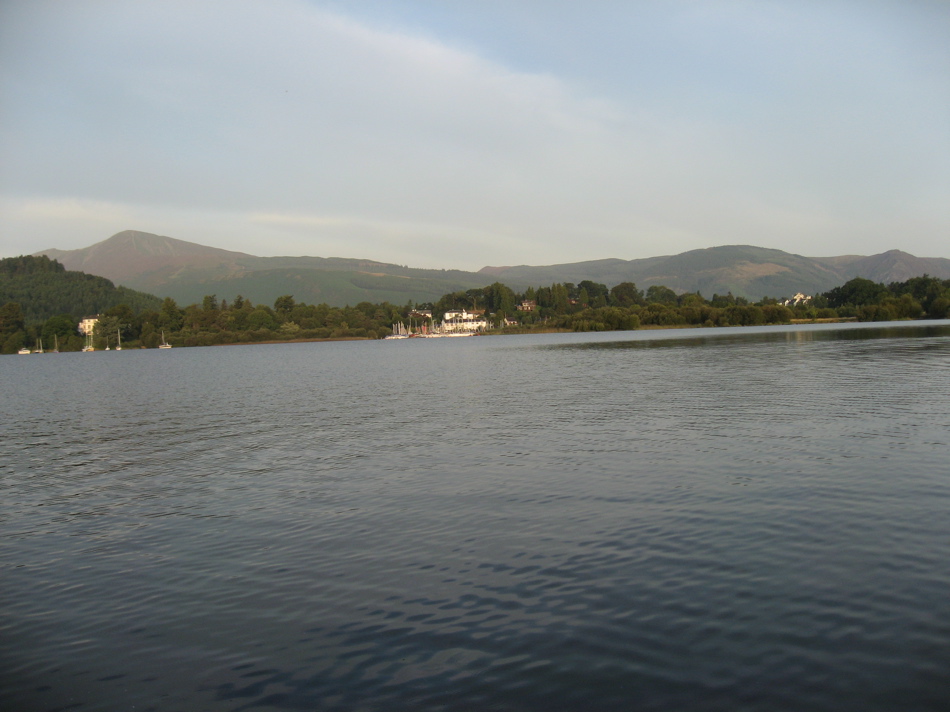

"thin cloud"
[1, 0, 948, 267]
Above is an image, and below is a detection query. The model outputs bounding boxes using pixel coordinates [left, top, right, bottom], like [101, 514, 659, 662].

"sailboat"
[34, 339, 43, 354]
[384, 322, 410, 339]
[50, 335, 59, 353]
[116, 329, 122, 351]
[82, 332, 94, 352]
[159, 331, 172, 349]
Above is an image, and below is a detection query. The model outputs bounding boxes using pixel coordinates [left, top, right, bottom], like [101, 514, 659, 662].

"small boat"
[50, 335, 59, 353]
[116, 329, 122, 351]
[82, 333, 94, 352]
[34, 339, 43, 354]
[159, 331, 172, 349]
[18, 346, 31, 355]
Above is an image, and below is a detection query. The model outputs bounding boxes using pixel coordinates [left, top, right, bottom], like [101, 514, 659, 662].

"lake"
[2, 321, 949, 711]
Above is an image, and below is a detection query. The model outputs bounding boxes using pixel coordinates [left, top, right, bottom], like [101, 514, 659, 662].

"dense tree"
[824, 277, 888, 309]
[0, 255, 65, 276]
[678, 292, 706, 307]
[248, 308, 278, 331]
[0, 256, 161, 323]
[485, 282, 517, 316]
[42, 314, 77, 342]
[434, 290, 468, 318]
[929, 297, 950, 319]
[104, 303, 135, 324]
[0, 302, 26, 354]
[0, 301, 25, 335]
[609, 282, 643, 307]
[646, 285, 678, 305]
[274, 295, 296, 318]
[578, 280, 609, 302]
[94, 315, 123, 348]
[159, 297, 184, 330]
[886, 275, 950, 317]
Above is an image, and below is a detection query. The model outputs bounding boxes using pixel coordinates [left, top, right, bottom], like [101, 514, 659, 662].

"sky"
[1, 0, 948, 270]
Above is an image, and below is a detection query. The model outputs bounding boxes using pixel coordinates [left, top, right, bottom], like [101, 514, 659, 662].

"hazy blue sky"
[1, 0, 948, 270]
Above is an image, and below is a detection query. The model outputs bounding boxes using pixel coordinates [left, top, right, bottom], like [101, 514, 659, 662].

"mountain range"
[36, 230, 950, 307]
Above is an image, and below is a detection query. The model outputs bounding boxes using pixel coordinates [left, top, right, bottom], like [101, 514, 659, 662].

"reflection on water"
[2, 321, 949, 711]
[546, 321, 950, 350]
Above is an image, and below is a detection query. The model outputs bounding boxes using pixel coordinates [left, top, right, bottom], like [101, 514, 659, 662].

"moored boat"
[384, 322, 411, 339]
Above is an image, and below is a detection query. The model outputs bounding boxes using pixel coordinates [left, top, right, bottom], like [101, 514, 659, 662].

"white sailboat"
[50, 335, 59, 353]
[116, 329, 122, 351]
[159, 330, 172, 349]
[384, 322, 410, 339]
[34, 339, 43, 354]
[82, 332, 94, 352]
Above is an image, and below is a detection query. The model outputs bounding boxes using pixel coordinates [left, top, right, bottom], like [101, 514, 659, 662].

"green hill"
[162, 267, 489, 309]
[37, 230, 490, 307]
[480, 245, 950, 300]
[35, 231, 950, 304]
[0, 255, 162, 323]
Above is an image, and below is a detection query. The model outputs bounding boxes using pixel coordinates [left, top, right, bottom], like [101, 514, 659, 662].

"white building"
[441, 309, 489, 332]
[78, 316, 99, 335]
[782, 293, 812, 307]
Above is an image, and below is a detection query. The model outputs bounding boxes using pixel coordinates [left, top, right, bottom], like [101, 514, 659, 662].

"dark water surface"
[3, 322, 950, 711]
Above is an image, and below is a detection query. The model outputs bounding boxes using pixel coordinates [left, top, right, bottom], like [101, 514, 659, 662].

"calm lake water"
[2, 321, 950, 711]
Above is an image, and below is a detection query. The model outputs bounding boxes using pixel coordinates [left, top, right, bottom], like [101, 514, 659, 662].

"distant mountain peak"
[35, 230, 255, 285]
[90, 230, 254, 259]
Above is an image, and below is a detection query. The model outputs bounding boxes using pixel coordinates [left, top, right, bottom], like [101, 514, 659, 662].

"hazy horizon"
[2, 1, 948, 269]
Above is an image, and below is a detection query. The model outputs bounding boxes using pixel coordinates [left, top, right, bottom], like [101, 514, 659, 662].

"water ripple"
[2, 323, 949, 711]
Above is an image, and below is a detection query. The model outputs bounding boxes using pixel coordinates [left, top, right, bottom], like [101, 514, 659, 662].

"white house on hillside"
[78, 316, 99, 335]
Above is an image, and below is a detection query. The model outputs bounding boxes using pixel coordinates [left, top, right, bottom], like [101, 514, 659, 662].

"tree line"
[2, 254, 949, 353]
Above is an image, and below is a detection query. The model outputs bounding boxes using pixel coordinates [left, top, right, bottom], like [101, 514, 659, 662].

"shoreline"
[211, 316, 864, 346]
[9, 317, 898, 353]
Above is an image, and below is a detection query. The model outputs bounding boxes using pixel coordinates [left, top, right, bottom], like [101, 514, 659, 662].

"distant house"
[782, 293, 812, 307]
[442, 309, 489, 332]
[519, 300, 537, 312]
[78, 316, 99, 335]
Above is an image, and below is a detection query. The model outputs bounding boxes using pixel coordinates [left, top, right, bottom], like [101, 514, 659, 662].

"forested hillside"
[0, 255, 163, 352]
[0, 255, 161, 322]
